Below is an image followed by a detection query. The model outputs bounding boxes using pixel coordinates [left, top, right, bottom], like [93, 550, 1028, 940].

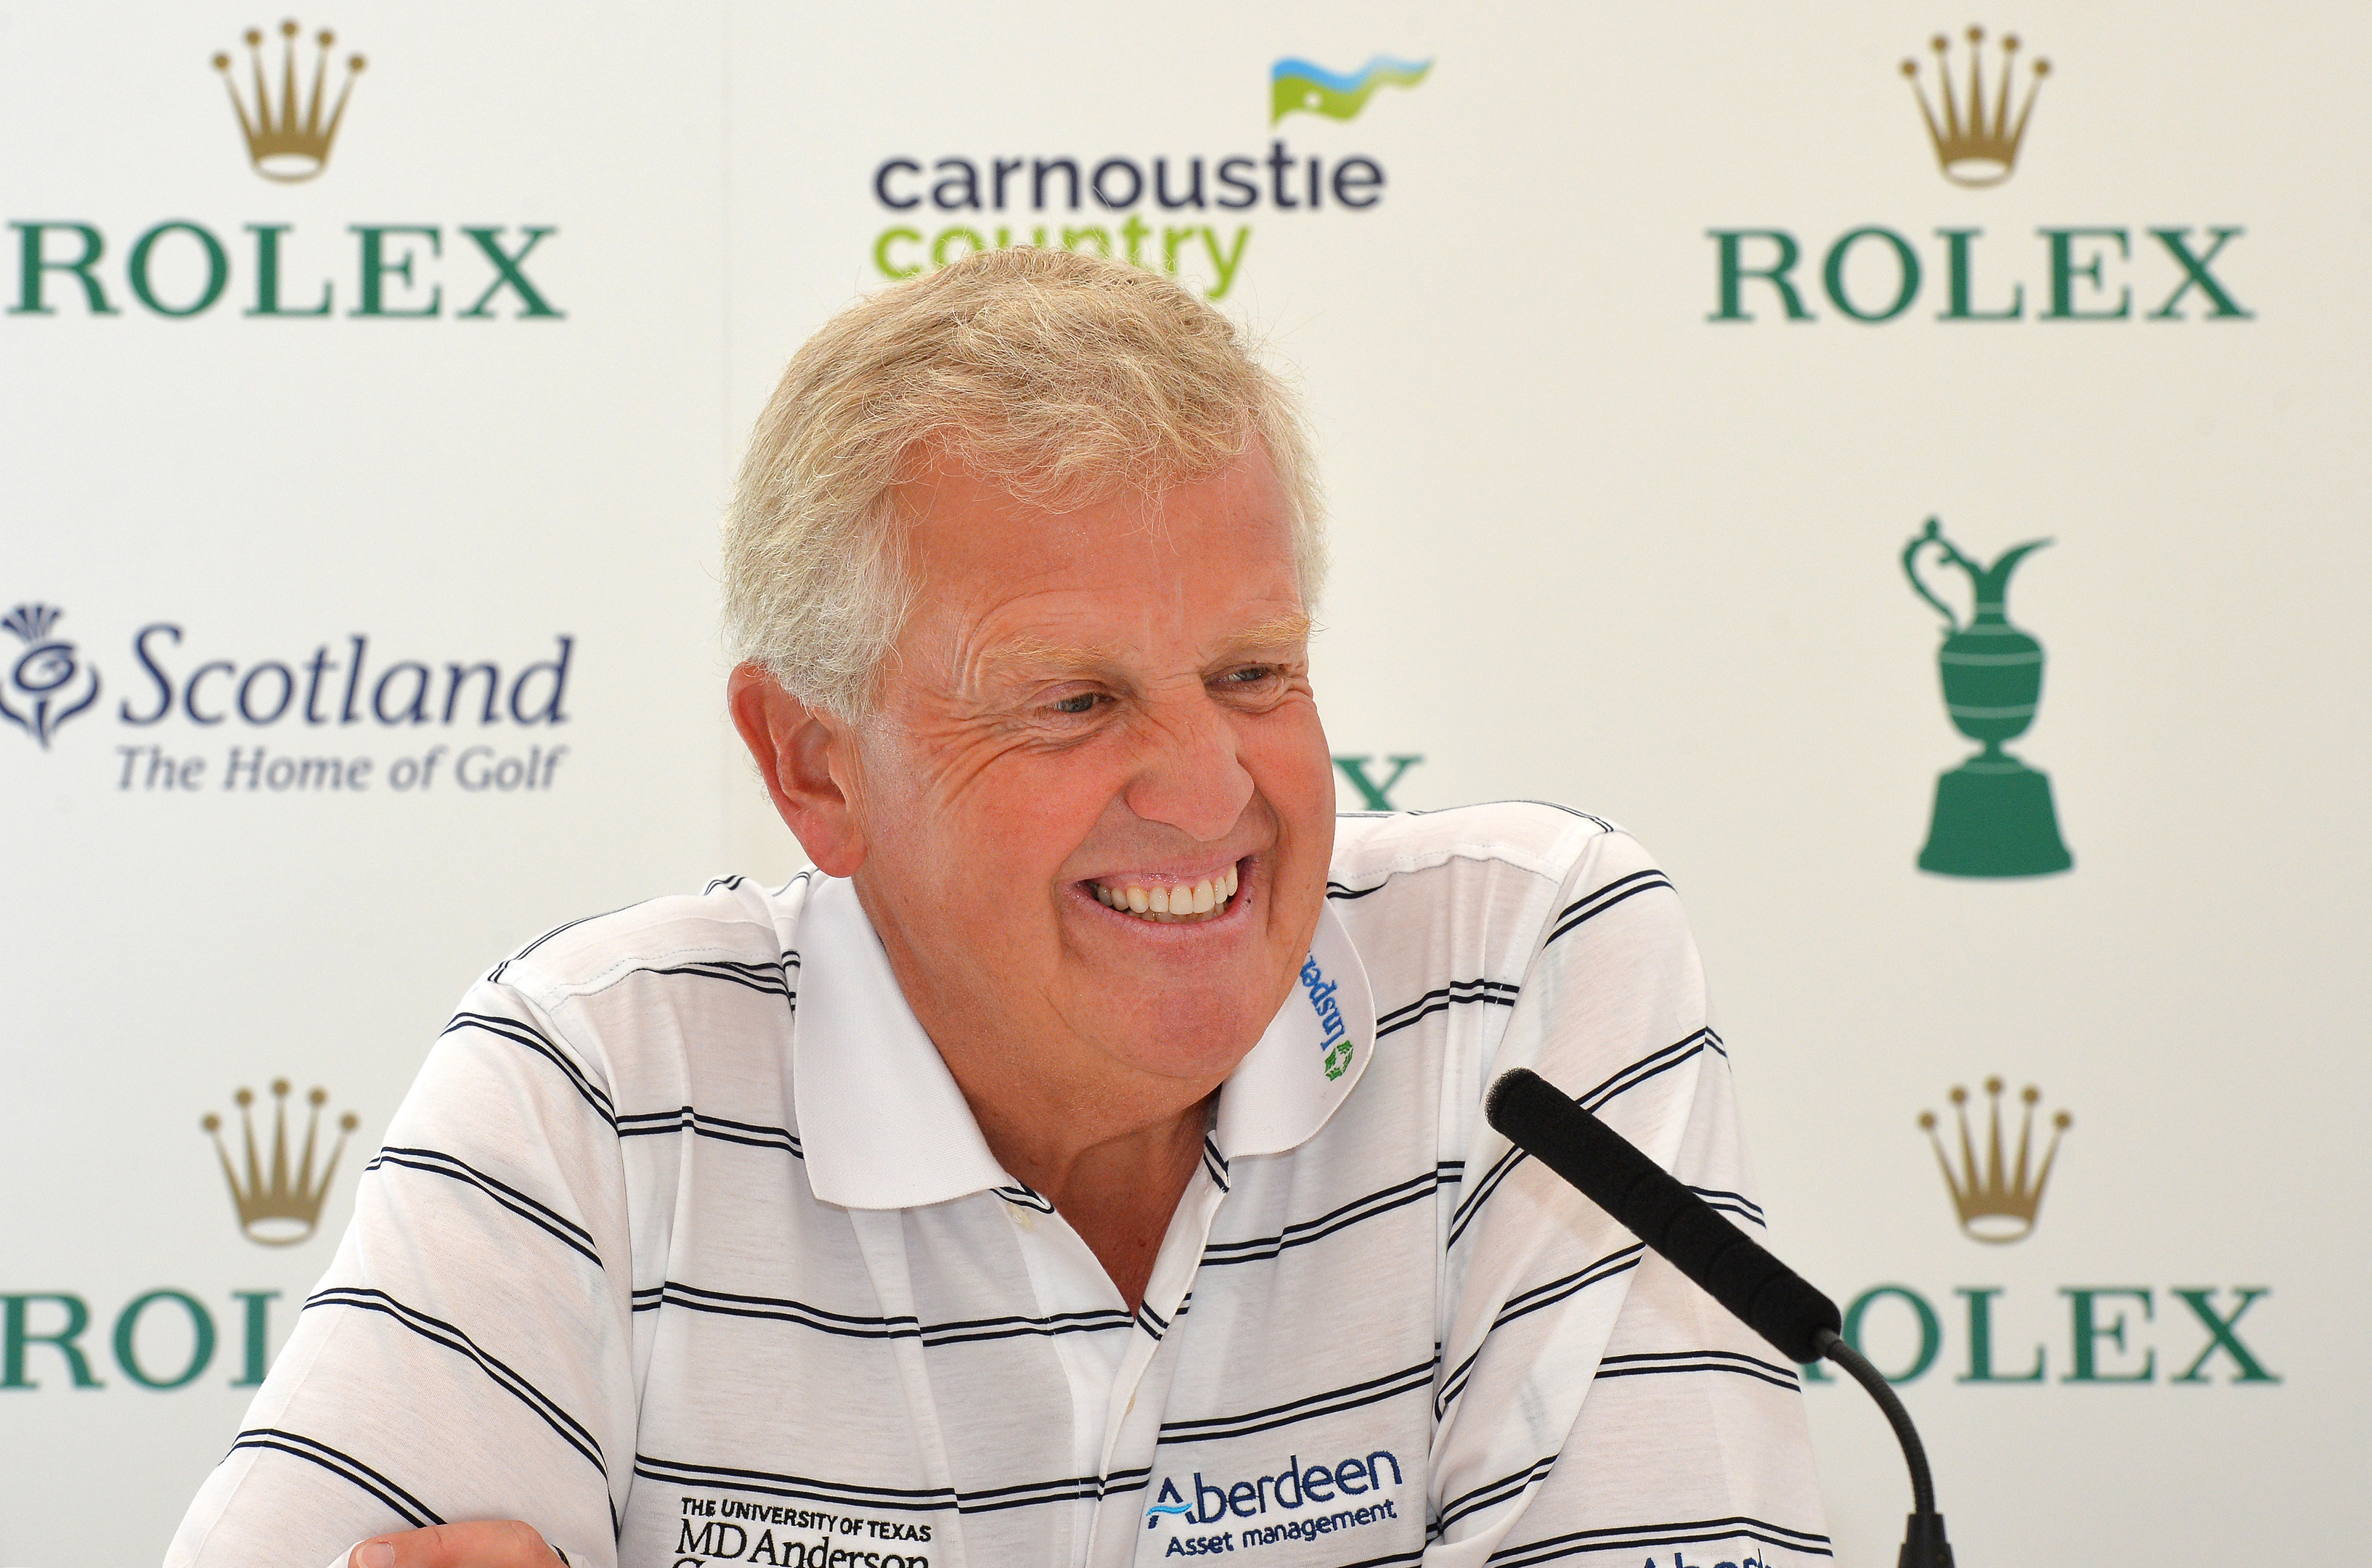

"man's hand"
[347, 1522, 564, 1568]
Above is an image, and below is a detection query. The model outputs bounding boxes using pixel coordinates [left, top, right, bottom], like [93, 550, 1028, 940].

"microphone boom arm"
[1815, 1328, 1936, 1519]
[1484, 1068, 1955, 1568]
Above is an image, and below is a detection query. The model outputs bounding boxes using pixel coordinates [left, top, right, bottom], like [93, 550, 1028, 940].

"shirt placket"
[1083, 1159, 1233, 1568]
[842, 1208, 971, 1568]
[998, 1191, 1125, 1568]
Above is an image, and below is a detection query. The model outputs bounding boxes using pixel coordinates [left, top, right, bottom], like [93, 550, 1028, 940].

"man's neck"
[852, 881, 1239, 1310]
[967, 1093, 1214, 1312]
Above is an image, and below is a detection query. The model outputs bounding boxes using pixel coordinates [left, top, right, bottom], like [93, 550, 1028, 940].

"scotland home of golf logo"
[2, 603, 577, 796]
[1707, 27, 2250, 325]
[6, 17, 561, 324]
[868, 52, 1431, 300]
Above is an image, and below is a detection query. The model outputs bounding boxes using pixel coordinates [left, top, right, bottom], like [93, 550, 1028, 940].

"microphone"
[1485, 1067, 1955, 1568]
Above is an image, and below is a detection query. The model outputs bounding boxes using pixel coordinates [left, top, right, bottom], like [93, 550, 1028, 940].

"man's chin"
[1072, 973, 1286, 1085]
[1099, 1033, 1269, 1091]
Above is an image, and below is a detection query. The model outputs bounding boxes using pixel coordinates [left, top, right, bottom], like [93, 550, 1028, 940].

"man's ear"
[728, 663, 868, 877]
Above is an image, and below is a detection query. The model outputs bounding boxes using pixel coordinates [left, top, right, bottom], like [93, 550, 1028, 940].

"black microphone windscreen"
[1483, 1067, 1841, 1365]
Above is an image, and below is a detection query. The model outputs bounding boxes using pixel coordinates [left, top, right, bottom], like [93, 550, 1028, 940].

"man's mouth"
[1089, 862, 1242, 924]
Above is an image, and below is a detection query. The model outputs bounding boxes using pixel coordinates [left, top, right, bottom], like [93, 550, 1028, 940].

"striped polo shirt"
[165, 803, 1830, 1568]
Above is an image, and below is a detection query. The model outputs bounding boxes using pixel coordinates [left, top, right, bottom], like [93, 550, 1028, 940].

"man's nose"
[1121, 693, 1255, 844]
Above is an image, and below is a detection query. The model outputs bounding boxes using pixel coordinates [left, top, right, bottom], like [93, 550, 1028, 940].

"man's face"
[843, 444, 1334, 1098]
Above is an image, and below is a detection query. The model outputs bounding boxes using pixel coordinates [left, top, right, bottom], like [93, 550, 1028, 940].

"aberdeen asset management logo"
[213, 18, 366, 182]
[1146, 1449, 1407, 1552]
[1, 604, 101, 748]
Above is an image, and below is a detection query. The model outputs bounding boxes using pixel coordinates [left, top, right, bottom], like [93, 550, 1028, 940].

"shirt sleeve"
[1425, 828, 1832, 1567]
[163, 980, 642, 1568]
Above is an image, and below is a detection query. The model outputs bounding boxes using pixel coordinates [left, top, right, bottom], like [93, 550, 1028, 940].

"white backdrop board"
[3, 2, 2365, 1564]
[0, 1, 734, 1557]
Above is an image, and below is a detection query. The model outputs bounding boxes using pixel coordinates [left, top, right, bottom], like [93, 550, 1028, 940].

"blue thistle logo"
[1, 603, 102, 749]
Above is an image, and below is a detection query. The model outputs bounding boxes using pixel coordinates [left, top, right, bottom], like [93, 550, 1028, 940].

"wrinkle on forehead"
[965, 610, 1313, 692]
[889, 446, 1308, 710]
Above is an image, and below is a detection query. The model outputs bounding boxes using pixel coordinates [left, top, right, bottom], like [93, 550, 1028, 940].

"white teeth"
[1092, 864, 1244, 925]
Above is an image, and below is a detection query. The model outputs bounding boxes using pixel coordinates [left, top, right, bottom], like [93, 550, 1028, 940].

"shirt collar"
[792, 875, 1009, 1209]
[792, 874, 1378, 1210]
[1211, 896, 1376, 1160]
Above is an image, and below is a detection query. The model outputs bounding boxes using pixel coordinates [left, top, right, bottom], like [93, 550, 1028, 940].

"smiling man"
[165, 250, 1827, 1568]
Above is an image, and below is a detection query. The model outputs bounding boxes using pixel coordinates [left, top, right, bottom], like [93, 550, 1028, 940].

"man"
[166, 248, 1827, 1568]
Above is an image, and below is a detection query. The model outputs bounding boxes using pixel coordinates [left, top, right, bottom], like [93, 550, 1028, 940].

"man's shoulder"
[1325, 801, 1678, 974]
[1327, 800, 1638, 899]
[481, 871, 811, 1009]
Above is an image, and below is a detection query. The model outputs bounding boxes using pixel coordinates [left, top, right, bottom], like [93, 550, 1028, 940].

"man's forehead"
[974, 611, 1312, 680]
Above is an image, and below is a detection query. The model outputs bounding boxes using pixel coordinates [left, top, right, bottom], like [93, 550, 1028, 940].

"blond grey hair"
[722, 247, 1323, 716]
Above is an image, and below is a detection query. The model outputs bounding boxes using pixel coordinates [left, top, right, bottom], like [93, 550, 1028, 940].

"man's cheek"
[915, 730, 1052, 820]
[1252, 723, 1337, 822]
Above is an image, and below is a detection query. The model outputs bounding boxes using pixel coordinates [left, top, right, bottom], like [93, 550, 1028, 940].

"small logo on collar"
[1298, 956, 1353, 1080]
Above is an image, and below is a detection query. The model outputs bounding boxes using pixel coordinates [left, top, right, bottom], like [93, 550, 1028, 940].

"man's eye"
[1051, 693, 1101, 715]
[1220, 666, 1278, 685]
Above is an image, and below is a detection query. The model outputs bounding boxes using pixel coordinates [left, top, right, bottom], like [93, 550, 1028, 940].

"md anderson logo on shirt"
[1146, 1447, 1406, 1555]
[673, 1495, 932, 1568]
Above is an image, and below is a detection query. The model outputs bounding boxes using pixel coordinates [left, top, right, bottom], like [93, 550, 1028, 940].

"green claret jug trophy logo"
[1903, 518, 2073, 877]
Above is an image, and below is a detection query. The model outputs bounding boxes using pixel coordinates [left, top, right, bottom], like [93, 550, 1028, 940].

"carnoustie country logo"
[1270, 56, 1432, 124]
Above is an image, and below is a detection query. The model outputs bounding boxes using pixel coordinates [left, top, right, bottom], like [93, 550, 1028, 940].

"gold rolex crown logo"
[1900, 25, 2049, 187]
[211, 18, 366, 184]
[201, 1079, 359, 1246]
[1918, 1077, 2069, 1244]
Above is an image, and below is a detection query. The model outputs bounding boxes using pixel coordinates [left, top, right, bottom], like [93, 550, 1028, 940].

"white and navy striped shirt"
[166, 804, 1830, 1568]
